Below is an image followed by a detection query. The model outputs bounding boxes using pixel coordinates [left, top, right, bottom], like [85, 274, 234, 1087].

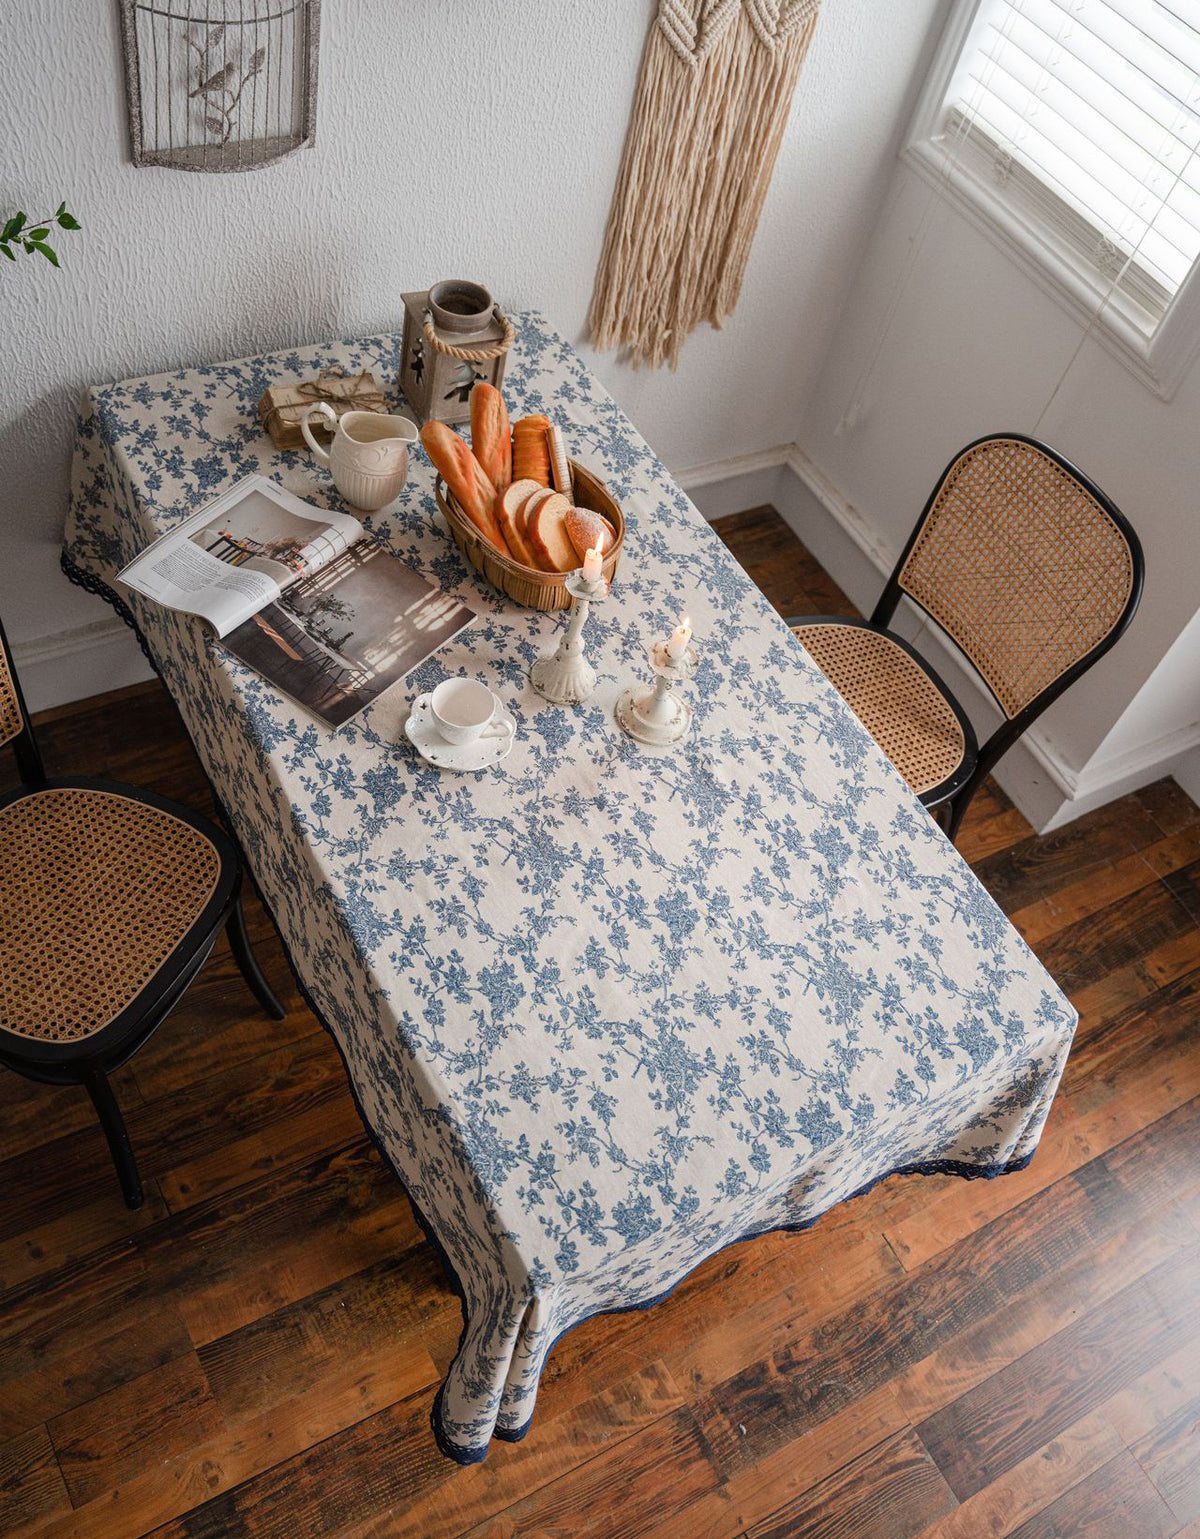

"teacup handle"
[300, 401, 338, 465]
[481, 717, 512, 740]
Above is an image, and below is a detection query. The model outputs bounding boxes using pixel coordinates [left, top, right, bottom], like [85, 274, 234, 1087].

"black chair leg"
[83, 1065, 144, 1210]
[227, 894, 286, 1020]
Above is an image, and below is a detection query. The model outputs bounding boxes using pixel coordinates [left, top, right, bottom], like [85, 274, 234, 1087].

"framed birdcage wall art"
[118, 0, 321, 172]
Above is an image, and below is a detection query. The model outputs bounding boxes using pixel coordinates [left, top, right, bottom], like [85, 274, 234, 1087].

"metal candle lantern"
[399, 281, 515, 426]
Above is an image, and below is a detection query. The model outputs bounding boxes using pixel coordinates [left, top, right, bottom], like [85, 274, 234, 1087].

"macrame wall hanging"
[588, 0, 823, 370]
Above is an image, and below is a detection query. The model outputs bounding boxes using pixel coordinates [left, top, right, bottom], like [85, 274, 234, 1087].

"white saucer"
[405, 693, 516, 772]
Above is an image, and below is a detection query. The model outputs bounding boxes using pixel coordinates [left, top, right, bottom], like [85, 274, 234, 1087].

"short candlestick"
[615, 639, 699, 747]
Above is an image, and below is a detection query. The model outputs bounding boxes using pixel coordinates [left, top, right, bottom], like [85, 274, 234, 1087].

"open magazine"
[119, 475, 476, 729]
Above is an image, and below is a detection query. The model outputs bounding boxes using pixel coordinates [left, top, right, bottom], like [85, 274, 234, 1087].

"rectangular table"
[63, 314, 1077, 1463]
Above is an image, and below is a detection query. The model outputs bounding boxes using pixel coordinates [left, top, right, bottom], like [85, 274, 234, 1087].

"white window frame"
[903, 0, 1200, 400]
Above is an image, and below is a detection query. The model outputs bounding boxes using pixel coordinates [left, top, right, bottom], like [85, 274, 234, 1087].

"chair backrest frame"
[0, 615, 46, 785]
[870, 433, 1144, 785]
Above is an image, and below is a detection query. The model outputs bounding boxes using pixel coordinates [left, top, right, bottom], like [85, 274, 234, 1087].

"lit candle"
[666, 614, 692, 659]
[582, 544, 604, 585]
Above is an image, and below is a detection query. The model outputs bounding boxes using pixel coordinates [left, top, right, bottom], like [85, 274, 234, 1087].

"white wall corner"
[676, 447, 788, 522]
[13, 615, 151, 714]
[1172, 745, 1200, 813]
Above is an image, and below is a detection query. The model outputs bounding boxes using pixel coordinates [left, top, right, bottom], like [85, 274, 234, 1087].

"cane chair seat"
[0, 785, 222, 1044]
[791, 620, 971, 797]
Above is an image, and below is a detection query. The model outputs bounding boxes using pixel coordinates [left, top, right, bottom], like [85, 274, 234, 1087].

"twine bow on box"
[258, 367, 390, 449]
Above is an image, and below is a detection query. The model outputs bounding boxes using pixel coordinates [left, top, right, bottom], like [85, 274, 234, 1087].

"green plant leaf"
[28, 227, 49, 241]
[0, 243, 14, 262]
[1, 213, 26, 242]
[55, 201, 65, 216]
[57, 212, 81, 230]
[29, 240, 59, 267]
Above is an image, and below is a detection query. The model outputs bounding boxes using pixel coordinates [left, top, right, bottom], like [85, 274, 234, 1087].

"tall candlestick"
[530, 569, 609, 705]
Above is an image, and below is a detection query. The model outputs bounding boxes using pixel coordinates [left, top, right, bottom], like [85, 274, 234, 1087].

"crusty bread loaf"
[564, 506, 616, 561]
[527, 491, 578, 574]
[420, 420, 509, 555]
[470, 383, 511, 498]
[512, 415, 552, 487]
[497, 480, 541, 568]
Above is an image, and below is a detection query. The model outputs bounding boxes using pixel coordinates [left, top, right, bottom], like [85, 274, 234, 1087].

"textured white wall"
[0, 0, 946, 707]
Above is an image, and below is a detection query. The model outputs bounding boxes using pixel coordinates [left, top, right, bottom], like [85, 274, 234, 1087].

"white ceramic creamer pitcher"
[300, 405, 418, 512]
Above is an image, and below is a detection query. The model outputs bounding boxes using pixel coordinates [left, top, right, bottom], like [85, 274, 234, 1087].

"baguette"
[470, 383, 511, 498]
[420, 420, 509, 555]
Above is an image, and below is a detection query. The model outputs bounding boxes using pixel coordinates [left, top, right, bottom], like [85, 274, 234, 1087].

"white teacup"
[430, 678, 507, 746]
[301, 405, 418, 511]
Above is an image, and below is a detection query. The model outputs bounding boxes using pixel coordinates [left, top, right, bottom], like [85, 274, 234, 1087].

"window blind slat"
[1015, 0, 1200, 126]
[1093, 0, 1200, 80]
[941, 0, 1200, 316]
[964, 96, 1194, 286]
[972, 52, 1194, 195]
[968, 64, 1200, 247]
[983, 13, 1200, 159]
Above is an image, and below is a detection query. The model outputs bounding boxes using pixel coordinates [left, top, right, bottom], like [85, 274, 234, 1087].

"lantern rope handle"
[422, 306, 516, 362]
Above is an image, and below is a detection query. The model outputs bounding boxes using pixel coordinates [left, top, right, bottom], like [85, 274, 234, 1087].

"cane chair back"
[0, 628, 25, 748]
[895, 437, 1139, 720]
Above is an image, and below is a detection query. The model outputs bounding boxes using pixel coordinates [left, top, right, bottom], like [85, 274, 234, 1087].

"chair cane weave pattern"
[0, 640, 22, 748]
[792, 623, 966, 795]
[898, 439, 1136, 719]
[0, 787, 221, 1043]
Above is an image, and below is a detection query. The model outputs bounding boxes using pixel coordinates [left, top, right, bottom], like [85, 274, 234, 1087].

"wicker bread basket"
[435, 459, 624, 611]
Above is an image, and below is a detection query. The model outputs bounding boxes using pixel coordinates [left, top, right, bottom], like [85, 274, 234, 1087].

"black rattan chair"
[0, 616, 285, 1208]
[789, 434, 1144, 842]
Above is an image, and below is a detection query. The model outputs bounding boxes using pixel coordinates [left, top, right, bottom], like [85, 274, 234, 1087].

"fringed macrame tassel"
[588, 1, 820, 370]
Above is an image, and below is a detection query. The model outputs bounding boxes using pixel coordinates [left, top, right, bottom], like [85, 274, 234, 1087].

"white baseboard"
[1172, 745, 1200, 811]
[13, 614, 151, 713]
[684, 441, 1198, 834]
[676, 446, 788, 521]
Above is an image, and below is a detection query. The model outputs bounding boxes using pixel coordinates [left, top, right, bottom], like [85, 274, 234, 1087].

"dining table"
[62, 312, 1079, 1464]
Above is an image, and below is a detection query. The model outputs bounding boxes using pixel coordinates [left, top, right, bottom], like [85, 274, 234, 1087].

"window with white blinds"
[913, 0, 1200, 347]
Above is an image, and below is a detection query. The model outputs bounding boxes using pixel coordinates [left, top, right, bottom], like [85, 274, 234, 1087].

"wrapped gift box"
[257, 368, 389, 450]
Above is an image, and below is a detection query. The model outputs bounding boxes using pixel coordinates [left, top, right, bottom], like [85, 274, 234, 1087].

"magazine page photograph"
[117, 475, 363, 636]
[224, 539, 477, 728]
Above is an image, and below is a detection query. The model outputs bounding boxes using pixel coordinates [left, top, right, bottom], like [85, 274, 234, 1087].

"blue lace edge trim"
[60, 549, 1039, 1466]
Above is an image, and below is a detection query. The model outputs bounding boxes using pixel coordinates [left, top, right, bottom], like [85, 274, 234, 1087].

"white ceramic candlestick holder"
[530, 571, 609, 705]
[616, 640, 699, 746]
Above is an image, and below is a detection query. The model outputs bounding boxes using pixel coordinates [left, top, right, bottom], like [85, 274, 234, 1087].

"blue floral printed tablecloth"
[63, 313, 1077, 1463]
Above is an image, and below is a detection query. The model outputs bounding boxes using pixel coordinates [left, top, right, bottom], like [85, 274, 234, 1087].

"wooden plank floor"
[2, 505, 1198, 1538]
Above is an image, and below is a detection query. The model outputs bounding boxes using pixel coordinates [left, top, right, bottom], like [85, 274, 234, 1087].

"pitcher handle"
[300, 401, 338, 465]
